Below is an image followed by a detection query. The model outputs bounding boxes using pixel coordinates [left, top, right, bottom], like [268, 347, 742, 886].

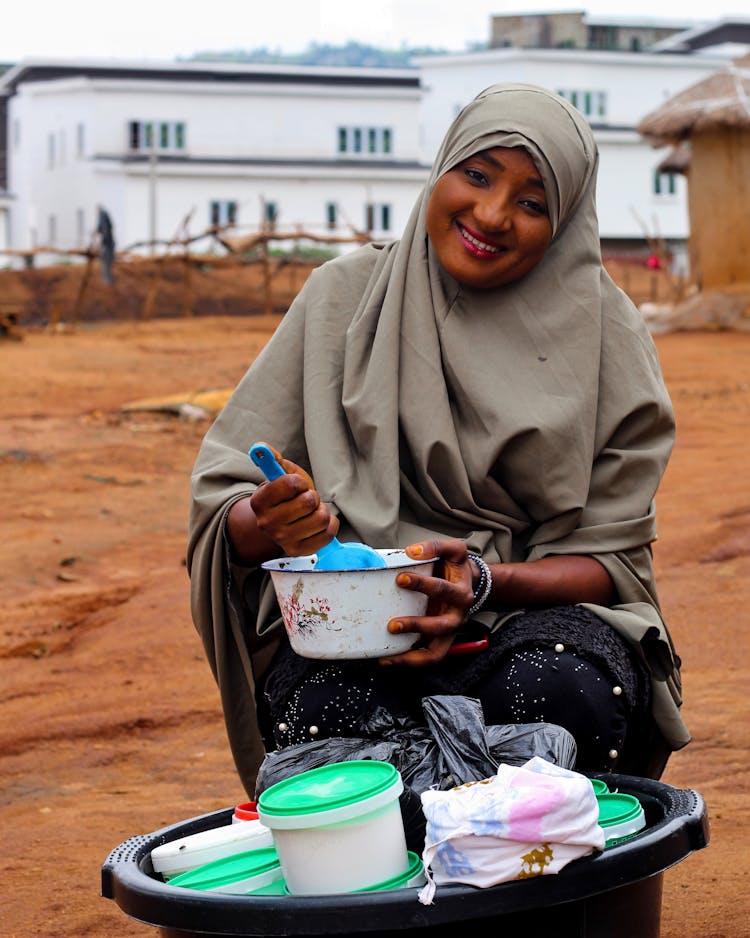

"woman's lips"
[456, 222, 504, 257]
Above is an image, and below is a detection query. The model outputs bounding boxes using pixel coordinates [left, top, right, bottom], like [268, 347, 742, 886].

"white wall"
[93, 158, 427, 251]
[6, 70, 426, 255]
[82, 78, 421, 161]
[9, 81, 99, 252]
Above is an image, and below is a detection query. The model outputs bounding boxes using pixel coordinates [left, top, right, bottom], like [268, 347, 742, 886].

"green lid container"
[257, 760, 403, 829]
[168, 846, 283, 894]
[597, 792, 646, 847]
[590, 778, 610, 796]
[282, 851, 426, 896]
[356, 851, 426, 892]
[246, 877, 289, 895]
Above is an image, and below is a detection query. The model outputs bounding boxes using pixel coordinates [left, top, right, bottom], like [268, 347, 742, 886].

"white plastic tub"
[150, 817, 274, 880]
[257, 760, 409, 895]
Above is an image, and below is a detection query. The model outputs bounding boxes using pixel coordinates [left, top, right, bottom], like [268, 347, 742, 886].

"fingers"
[387, 607, 463, 639]
[382, 538, 477, 668]
[249, 467, 338, 556]
[379, 635, 455, 668]
[405, 538, 468, 566]
[394, 566, 474, 619]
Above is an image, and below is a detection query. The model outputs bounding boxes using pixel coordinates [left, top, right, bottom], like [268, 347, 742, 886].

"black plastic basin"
[102, 773, 709, 938]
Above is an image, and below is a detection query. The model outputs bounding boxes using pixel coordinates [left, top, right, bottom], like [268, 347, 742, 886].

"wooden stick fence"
[0, 218, 372, 326]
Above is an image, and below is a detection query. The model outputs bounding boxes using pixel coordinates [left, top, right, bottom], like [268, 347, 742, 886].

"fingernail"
[389, 620, 403, 634]
[408, 544, 423, 557]
[379, 658, 393, 667]
[396, 573, 410, 587]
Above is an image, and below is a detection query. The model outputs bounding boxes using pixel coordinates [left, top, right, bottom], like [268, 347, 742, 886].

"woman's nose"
[474, 191, 512, 231]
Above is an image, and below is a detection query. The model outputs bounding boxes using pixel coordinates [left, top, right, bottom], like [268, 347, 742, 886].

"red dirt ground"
[0, 302, 748, 936]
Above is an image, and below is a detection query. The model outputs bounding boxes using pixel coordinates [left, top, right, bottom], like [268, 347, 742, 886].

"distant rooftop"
[0, 57, 421, 96]
[651, 16, 750, 53]
[489, 10, 717, 53]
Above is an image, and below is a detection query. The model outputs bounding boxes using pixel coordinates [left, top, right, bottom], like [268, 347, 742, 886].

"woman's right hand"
[247, 447, 339, 558]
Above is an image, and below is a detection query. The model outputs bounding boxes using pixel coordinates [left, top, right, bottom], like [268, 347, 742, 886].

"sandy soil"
[0, 307, 748, 937]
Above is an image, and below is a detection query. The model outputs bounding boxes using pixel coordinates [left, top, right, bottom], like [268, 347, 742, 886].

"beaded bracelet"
[467, 553, 493, 615]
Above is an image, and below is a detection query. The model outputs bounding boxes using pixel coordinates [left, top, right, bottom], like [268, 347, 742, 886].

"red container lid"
[234, 801, 259, 822]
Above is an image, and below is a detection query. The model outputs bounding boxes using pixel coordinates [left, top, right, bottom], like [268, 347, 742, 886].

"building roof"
[651, 17, 750, 53]
[638, 65, 750, 142]
[412, 44, 728, 69]
[492, 9, 698, 29]
[0, 57, 420, 95]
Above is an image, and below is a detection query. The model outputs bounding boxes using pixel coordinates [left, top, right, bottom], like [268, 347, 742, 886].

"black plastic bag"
[255, 695, 577, 853]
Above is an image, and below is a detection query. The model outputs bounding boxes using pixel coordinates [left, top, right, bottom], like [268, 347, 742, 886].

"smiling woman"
[188, 82, 689, 799]
[425, 147, 553, 289]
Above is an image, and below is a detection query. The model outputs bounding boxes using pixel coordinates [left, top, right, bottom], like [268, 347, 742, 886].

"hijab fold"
[188, 84, 688, 793]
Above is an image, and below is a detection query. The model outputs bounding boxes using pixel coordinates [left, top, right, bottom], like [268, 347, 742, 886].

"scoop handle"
[248, 443, 286, 482]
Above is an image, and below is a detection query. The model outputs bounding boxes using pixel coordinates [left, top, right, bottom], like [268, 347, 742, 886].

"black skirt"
[257, 605, 653, 775]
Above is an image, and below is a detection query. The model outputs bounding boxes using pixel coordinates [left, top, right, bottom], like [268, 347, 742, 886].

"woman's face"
[425, 146, 553, 290]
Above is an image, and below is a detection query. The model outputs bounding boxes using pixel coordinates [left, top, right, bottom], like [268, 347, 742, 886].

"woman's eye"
[521, 199, 548, 216]
[464, 168, 488, 185]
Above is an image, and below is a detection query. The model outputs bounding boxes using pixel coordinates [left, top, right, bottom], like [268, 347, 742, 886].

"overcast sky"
[1, 0, 748, 62]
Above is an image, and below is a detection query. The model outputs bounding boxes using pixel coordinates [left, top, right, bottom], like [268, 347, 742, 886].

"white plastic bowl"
[262, 549, 435, 659]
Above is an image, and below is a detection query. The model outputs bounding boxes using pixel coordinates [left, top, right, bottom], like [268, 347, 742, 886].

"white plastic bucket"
[257, 760, 409, 895]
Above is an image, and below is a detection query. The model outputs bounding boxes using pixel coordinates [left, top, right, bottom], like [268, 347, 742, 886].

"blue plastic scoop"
[248, 443, 387, 571]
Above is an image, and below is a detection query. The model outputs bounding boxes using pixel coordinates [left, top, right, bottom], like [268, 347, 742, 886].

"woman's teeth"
[460, 225, 499, 253]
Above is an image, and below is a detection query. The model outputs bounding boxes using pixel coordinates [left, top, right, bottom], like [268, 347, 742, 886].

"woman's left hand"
[380, 539, 475, 667]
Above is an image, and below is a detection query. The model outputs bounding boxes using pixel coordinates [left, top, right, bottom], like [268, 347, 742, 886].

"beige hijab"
[188, 83, 689, 794]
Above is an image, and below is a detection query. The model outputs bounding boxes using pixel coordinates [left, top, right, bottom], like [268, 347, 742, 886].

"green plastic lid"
[590, 778, 610, 796]
[246, 878, 289, 895]
[356, 851, 425, 892]
[257, 760, 400, 818]
[596, 793, 643, 828]
[168, 846, 280, 892]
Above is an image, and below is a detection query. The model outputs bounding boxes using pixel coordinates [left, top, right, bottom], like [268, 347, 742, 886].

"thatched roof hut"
[639, 66, 750, 139]
[638, 65, 750, 290]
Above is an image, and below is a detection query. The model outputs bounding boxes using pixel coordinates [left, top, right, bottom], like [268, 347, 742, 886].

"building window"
[557, 89, 607, 119]
[209, 200, 238, 227]
[337, 127, 394, 156]
[264, 201, 278, 228]
[365, 202, 392, 233]
[326, 202, 337, 230]
[654, 171, 677, 197]
[128, 120, 186, 152]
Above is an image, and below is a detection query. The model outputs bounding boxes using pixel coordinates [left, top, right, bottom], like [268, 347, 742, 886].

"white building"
[0, 22, 743, 266]
[0, 59, 425, 257]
